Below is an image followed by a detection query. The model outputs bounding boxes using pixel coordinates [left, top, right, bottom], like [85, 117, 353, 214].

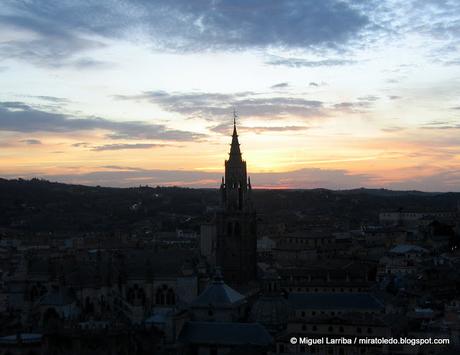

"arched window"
[43, 307, 60, 328]
[166, 288, 175, 305]
[155, 289, 165, 305]
[127, 288, 135, 303]
[234, 222, 240, 237]
[85, 297, 94, 313]
[251, 222, 256, 235]
[30, 286, 38, 301]
[138, 289, 146, 305]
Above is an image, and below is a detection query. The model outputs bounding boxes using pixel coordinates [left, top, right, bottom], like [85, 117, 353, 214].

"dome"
[191, 270, 245, 308]
[250, 295, 291, 333]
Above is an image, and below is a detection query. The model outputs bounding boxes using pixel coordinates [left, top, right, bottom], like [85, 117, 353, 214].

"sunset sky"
[1, 0, 460, 191]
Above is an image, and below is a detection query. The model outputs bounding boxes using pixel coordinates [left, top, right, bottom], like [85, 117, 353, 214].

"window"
[234, 222, 241, 236]
[155, 289, 165, 305]
[166, 288, 175, 305]
[251, 222, 256, 234]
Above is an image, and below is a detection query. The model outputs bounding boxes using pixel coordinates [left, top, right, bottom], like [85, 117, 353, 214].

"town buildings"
[1, 115, 460, 354]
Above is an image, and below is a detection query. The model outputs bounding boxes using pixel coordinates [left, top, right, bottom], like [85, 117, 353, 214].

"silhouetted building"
[215, 114, 257, 285]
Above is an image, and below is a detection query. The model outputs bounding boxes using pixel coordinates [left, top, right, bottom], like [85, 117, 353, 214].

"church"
[210, 113, 258, 285]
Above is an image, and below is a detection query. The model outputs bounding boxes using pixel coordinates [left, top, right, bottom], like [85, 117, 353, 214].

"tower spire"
[217, 108, 257, 285]
[229, 109, 241, 160]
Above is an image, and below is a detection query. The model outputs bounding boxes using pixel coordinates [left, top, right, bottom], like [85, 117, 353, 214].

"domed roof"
[192, 270, 245, 308]
[251, 295, 291, 333]
[39, 286, 76, 306]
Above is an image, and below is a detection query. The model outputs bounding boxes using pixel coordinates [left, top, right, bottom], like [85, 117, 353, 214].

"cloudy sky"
[1, 0, 460, 191]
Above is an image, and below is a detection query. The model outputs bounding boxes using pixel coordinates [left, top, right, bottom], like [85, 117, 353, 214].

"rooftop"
[389, 244, 428, 254]
[288, 292, 384, 311]
[178, 321, 272, 346]
[192, 271, 245, 307]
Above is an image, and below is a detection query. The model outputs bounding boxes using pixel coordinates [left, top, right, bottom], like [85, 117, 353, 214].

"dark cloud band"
[0, 101, 203, 141]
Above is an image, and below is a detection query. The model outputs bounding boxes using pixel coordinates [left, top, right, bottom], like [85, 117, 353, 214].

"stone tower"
[216, 112, 257, 285]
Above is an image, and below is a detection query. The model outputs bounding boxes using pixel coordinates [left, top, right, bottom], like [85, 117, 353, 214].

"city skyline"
[1, 1, 460, 191]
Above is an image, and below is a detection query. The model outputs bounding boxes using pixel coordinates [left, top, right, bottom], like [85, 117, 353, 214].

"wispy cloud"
[90, 143, 169, 151]
[116, 89, 378, 124]
[0, 0, 370, 68]
[386, 170, 460, 192]
[20, 138, 42, 145]
[270, 82, 289, 89]
[0, 10, 108, 68]
[72, 142, 90, 148]
[0, 101, 204, 141]
[32, 96, 71, 104]
[332, 101, 372, 113]
[4, 165, 459, 191]
[381, 126, 405, 133]
[357, 95, 380, 102]
[266, 55, 357, 68]
[420, 120, 460, 130]
[4, 167, 374, 190]
[210, 122, 310, 135]
[115, 91, 325, 121]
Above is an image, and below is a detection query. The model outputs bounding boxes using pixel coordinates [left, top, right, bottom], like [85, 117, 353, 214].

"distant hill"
[334, 187, 439, 196]
[0, 178, 458, 234]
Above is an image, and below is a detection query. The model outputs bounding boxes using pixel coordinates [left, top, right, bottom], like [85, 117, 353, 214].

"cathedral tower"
[216, 112, 257, 285]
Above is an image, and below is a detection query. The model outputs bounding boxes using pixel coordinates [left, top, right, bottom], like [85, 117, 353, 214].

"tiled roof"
[39, 286, 76, 306]
[178, 321, 272, 346]
[390, 244, 428, 254]
[288, 292, 384, 310]
[192, 274, 245, 307]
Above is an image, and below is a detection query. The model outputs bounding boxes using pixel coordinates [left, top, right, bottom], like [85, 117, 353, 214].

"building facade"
[215, 115, 257, 285]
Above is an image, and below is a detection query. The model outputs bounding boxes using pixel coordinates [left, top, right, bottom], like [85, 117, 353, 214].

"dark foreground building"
[215, 114, 258, 285]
